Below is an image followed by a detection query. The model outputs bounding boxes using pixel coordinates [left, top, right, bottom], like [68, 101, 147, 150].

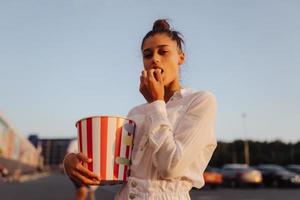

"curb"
[18, 172, 50, 183]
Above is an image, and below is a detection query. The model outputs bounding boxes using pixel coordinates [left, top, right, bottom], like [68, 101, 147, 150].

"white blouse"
[115, 88, 217, 200]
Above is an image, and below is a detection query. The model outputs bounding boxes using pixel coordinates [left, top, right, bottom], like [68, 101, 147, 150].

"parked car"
[256, 164, 300, 187]
[203, 167, 223, 189]
[286, 164, 300, 175]
[221, 164, 262, 187]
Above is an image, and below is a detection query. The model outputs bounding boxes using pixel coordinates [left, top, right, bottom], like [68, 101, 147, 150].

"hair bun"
[152, 19, 170, 31]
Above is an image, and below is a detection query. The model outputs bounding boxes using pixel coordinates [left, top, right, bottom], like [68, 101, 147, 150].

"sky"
[0, 0, 299, 142]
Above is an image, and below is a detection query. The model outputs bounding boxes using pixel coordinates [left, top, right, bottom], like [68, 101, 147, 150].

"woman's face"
[142, 33, 185, 86]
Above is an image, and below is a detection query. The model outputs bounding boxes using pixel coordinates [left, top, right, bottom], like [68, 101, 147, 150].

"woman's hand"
[64, 153, 101, 185]
[139, 69, 164, 103]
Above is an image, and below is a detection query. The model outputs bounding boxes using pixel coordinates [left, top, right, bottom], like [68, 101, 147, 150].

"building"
[0, 113, 41, 175]
[39, 138, 73, 167]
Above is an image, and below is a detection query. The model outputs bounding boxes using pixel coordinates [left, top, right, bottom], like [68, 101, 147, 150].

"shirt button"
[131, 181, 137, 187]
[129, 193, 136, 199]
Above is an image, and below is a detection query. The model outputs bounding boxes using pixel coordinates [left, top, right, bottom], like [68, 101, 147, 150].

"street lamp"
[242, 113, 250, 165]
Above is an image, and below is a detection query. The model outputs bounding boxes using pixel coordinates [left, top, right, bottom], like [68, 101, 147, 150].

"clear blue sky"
[1, 0, 299, 142]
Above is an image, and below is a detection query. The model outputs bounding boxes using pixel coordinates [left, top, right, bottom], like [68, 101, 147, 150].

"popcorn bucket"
[75, 116, 135, 183]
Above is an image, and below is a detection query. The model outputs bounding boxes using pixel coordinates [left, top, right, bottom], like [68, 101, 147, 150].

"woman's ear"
[178, 52, 185, 65]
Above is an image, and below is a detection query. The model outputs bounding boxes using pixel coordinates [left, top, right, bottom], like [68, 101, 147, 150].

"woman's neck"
[164, 79, 181, 102]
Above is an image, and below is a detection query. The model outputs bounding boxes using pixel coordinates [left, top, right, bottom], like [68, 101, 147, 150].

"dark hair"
[141, 19, 185, 52]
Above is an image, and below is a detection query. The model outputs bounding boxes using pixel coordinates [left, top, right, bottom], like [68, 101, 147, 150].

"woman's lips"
[153, 67, 164, 74]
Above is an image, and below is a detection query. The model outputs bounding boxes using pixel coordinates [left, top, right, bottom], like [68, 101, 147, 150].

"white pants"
[115, 177, 192, 200]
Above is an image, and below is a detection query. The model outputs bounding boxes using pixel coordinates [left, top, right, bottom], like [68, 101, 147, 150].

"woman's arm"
[64, 153, 101, 185]
[143, 92, 217, 179]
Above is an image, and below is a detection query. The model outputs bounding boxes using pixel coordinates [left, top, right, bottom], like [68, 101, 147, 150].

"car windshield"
[221, 164, 257, 172]
[258, 165, 289, 173]
[206, 167, 220, 172]
[223, 164, 248, 170]
[287, 165, 300, 170]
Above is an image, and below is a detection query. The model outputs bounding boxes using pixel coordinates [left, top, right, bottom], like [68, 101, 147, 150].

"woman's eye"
[143, 53, 152, 59]
[159, 50, 168, 55]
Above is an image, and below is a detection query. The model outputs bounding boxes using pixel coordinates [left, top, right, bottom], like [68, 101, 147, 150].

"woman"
[66, 139, 97, 200]
[64, 19, 217, 200]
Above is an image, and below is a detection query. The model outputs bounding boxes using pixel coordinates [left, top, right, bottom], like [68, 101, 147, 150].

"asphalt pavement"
[1, 172, 300, 200]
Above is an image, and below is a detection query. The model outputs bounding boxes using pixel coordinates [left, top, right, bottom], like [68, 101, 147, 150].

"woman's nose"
[152, 54, 160, 64]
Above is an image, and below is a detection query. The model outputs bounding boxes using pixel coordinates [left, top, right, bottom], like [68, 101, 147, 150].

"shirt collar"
[171, 87, 193, 100]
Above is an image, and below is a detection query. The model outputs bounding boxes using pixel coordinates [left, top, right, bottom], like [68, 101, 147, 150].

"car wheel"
[229, 180, 237, 188]
[272, 179, 279, 187]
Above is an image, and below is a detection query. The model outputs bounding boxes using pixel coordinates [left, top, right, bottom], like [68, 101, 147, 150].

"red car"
[203, 167, 223, 189]
[221, 164, 262, 187]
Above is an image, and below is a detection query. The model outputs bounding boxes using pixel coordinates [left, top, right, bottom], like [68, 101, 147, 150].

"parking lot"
[1, 172, 300, 200]
[190, 188, 300, 200]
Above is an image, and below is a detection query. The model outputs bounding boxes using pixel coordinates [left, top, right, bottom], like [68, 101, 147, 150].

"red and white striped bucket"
[75, 116, 135, 182]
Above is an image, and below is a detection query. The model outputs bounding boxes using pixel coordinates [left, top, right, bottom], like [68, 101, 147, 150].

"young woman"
[66, 139, 97, 200]
[64, 19, 217, 200]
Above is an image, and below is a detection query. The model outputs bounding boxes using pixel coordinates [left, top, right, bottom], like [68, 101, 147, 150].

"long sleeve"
[142, 92, 217, 179]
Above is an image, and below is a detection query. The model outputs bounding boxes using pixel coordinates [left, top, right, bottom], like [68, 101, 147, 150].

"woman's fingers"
[64, 153, 101, 186]
[75, 164, 100, 181]
[71, 170, 101, 185]
[140, 69, 164, 102]
[147, 69, 155, 81]
[64, 153, 79, 171]
[146, 69, 164, 101]
[77, 153, 92, 163]
[142, 70, 147, 78]
[141, 70, 148, 84]
[154, 69, 163, 83]
[140, 70, 148, 91]
[139, 78, 152, 102]
[147, 69, 162, 84]
[157, 69, 163, 83]
[139, 75, 146, 92]
[75, 153, 100, 181]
